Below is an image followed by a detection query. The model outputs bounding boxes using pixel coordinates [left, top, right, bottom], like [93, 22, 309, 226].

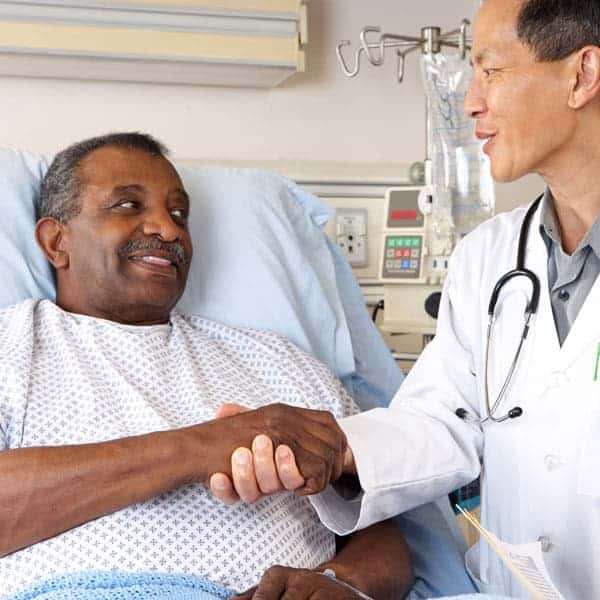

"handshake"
[184, 403, 355, 504]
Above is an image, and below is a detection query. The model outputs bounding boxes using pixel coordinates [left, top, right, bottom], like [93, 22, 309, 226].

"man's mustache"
[119, 238, 191, 266]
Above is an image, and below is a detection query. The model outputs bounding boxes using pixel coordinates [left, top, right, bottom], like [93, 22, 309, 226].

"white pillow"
[0, 149, 55, 305]
[177, 165, 354, 376]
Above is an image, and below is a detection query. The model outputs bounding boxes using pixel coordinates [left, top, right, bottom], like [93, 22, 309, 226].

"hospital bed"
[0, 148, 478, 599]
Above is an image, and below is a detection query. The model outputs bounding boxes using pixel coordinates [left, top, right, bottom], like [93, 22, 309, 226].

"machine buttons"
[382, 235, 423, 279]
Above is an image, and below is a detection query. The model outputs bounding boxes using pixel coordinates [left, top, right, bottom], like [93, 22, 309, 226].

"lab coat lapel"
[524, 209, 561, 366]
[524, 200, 600, 372]
[559, 274, 600, 369]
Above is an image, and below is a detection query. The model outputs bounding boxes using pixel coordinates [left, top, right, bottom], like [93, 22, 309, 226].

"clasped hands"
[201, 403, 353, 504]
[195, 403, 362, 600]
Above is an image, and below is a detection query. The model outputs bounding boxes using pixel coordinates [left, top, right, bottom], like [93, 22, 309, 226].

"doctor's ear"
[568, 46, 600, 109]
[35, 217, 70, 270]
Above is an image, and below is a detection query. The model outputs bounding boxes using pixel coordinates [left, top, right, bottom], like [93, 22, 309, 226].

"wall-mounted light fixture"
[0, 0, 307, 87]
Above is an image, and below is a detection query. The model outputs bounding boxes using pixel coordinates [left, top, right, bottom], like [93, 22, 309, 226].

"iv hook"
[336, 40, 361, 77]
[360, 26, 385, 66]
[396, 50, 407, 83]
[459, 19, 470, 59]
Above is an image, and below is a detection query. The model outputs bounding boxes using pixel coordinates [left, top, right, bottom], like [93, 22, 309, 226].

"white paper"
[456, 506, 564, 600]
[498, 540, 564, 600]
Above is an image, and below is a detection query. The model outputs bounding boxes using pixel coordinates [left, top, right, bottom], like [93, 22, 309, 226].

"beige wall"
[495, 174, 545, 214]
[0, 0, 542, 212]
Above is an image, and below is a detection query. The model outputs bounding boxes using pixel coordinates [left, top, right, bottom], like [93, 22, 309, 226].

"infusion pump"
[312, 183, 451, 336]
[378, 187, 454, 335]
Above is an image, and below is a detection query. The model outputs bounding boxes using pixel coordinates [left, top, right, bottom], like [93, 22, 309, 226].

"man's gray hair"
[39, 132, 169, 223]
[517, 0, 600, 62]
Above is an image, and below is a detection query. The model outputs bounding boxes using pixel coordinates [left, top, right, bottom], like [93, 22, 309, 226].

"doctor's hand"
[205, 403, 347, 502]
[209, 404, 354, 504]
[230, 565, 367, 600]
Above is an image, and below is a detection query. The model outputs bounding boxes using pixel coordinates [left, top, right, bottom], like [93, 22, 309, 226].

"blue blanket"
[7, 572, 235, 600]
[8, 571, 519, 599]
[442, 597, 514, 600]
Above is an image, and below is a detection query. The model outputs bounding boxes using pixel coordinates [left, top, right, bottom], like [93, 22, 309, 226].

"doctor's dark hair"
[517, 0, 600, 62]
[39, 132, 169, 223]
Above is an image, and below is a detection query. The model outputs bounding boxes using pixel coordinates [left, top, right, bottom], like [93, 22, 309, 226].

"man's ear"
[568, 46, 600, 109]
[35, 217, 70, 270]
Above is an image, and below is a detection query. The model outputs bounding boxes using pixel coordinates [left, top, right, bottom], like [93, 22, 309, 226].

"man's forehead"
[78, 146, 184, 191]
[471, 0, 524, 61]
[477, 0, 523, 20]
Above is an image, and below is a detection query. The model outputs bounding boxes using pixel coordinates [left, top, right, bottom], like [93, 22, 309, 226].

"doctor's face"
[54, 146, 193, 324]
[465, 0, 576, 182]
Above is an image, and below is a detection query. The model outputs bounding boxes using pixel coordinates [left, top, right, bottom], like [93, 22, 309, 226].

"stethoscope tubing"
[482, 195, 544, 423]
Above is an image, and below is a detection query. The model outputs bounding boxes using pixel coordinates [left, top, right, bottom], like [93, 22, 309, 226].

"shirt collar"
[538, 188, 600, 259]
[538, 189, 561, 252]
[588, 215, 600, 260]
[65, 308, 172, 334]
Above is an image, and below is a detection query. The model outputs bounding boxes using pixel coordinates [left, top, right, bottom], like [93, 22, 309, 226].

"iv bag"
[420, 53, 495, 238]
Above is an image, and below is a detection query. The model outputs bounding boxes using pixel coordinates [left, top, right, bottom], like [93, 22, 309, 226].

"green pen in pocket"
[594, 342, 600, 382]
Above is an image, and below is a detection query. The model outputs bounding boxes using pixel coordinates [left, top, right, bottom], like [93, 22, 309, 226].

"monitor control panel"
[380, 187, 429, 283]
[382, 234, 423, 280]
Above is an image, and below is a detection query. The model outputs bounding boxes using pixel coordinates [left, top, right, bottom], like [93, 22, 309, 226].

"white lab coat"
[311, 203, 600, 599]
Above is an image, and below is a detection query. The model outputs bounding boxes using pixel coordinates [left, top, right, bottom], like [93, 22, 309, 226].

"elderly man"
[212, 0, 600, 597]
[0, 132, 413, 599]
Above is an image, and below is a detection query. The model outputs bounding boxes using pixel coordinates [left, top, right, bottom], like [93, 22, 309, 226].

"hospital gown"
[0, 299, 357, 597]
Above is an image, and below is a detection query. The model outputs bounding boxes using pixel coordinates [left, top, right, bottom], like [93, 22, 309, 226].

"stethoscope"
[481, 195, 543, 423]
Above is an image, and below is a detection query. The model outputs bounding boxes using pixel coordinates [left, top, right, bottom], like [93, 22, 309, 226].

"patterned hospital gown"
[0, 299, 357, 597]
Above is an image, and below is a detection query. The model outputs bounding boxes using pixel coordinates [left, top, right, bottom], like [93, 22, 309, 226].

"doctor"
[210, 0, 600, 597]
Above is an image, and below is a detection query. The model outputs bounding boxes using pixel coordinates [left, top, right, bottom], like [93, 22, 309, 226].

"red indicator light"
[391, 209, 418, 221]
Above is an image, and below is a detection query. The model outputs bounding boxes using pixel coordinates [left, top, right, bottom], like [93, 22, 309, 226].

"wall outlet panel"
[322, 197, 386, 281]
[334, 208, 368, 267]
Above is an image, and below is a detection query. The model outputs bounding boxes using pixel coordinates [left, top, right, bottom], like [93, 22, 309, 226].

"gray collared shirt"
[539, 189, 600, 346]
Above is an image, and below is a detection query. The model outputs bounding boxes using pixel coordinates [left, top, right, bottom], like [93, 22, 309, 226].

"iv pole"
[335, 20, 472, 184]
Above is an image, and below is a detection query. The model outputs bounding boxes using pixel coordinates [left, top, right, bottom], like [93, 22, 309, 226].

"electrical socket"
[335, 208, 368, 267]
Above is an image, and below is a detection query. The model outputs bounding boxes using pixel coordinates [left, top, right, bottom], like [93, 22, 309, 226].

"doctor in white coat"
[210, 0, 600, 597]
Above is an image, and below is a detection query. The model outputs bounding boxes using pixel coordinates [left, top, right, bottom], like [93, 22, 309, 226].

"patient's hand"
[203, 403, 346, 502]
[229, 565, 367, 599]
[209, 404, 306, 504]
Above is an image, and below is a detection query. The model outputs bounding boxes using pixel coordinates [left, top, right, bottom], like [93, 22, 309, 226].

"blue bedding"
[7, 572, 233, 600]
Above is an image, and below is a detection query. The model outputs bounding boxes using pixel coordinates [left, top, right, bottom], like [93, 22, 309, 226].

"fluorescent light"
[0, 0, 306, 87]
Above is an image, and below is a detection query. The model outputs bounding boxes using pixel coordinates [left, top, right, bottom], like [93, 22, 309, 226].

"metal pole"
[421, 27, 441, 184]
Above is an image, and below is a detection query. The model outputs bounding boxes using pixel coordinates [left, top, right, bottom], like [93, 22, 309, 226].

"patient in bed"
[0, 133, 413, 599]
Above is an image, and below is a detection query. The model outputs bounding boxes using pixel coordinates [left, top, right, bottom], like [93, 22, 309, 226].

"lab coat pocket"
[465, 542, 505, 595]
[576, 408, 600, 497]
